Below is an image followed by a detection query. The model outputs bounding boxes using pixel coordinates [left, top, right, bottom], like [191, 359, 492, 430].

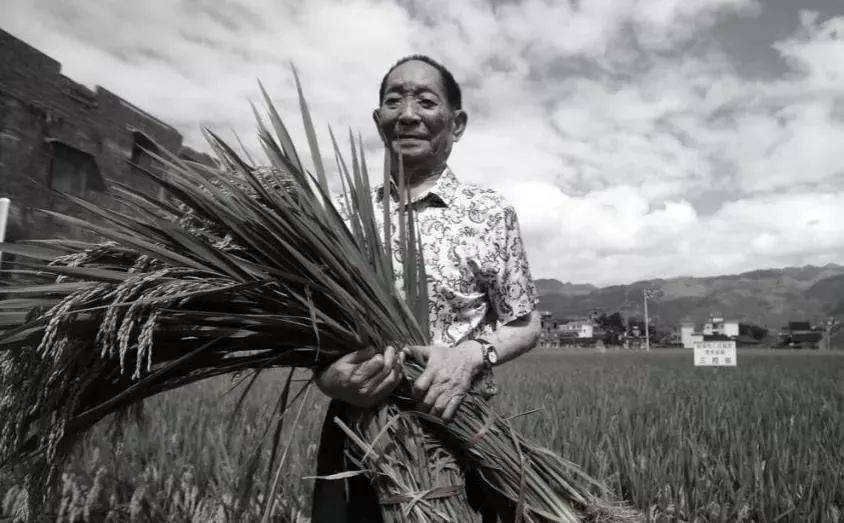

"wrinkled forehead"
[383, 60, 447, 98]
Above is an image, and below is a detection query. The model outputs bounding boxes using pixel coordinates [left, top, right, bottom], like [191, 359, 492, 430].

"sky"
[3, 0, 844, 286]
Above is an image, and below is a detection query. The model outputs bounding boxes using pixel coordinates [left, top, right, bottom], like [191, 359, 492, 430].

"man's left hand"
[405, 342, 485, 421]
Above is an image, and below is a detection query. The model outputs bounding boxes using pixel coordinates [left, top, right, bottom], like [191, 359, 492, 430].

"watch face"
[487, 347, 499, 365]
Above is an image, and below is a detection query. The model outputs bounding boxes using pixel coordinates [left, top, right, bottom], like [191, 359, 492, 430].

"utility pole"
[643, 288, 661, 351]
[643, 288, 650, 351]
[824, 317, 840, 352]
[621, 287, 630, 350]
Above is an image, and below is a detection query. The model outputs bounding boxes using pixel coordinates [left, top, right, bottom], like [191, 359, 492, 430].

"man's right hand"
[315, 345, 404, 408]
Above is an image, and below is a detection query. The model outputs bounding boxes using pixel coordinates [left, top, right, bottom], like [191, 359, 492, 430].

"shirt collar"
[376, 167, 460, 208]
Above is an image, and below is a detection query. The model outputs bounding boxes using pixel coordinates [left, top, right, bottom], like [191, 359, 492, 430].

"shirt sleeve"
[487, 205, 538, 325]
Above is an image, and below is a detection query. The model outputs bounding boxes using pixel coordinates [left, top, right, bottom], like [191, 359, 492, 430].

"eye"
[383, 96, 401, 108]
[418, 98, 437, 109]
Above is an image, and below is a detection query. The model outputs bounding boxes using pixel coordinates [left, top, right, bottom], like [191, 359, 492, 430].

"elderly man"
[312, 55, 541, 522]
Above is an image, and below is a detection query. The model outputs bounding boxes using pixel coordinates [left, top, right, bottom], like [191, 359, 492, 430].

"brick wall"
[0, 28, 213, 246]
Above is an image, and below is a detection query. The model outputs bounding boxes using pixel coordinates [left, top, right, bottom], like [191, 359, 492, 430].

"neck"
[392, 159, 445, 201]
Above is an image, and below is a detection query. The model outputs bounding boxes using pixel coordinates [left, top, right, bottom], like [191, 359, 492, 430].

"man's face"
[375, 60, 466, 170]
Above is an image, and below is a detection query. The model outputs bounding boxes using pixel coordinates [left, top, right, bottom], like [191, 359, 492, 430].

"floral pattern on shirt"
[339, 168, 537, 347]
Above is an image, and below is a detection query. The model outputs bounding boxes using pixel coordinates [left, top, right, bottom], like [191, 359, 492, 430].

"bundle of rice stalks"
[0, 71, 640, 522]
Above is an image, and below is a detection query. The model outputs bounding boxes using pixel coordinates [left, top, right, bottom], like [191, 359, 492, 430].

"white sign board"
[0, 197, 9, 265]
[0, 198, 8, 243]
[693, 341, 737, 367]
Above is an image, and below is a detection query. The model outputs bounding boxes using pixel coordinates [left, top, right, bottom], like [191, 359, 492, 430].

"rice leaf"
[290, 63, 327, 192]
[257, 81, 303, 174]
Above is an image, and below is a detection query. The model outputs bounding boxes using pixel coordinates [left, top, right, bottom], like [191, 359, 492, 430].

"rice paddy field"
[2, 348, 842, 522]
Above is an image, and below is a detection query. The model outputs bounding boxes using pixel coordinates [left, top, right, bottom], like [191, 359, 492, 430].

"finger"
[421, 382, 446, 413]
[359, 355, 395, 393]
[431, 391, 452, 418]
[442, 394, 465, 421]
[383, 345, 396, 372]
[413, 368, 435, 400]
[368, 367, 402, 401]
[350, 354, 385, 385]
[345, 346, 379, 364]
[432, 377, 470, 417]
[405, 345, 431, 365]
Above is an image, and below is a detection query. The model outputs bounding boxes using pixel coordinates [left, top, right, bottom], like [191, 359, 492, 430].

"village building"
[539, 310, 557, 332]
[680, 315, 740, 348]
[538, 311, 604, 347]
[702, 316, 739, 338]
[0, 28, 213, 249]
[778, 321, 823, 348]
[559, 320, 594, 339]
[679, 321, 703, 349]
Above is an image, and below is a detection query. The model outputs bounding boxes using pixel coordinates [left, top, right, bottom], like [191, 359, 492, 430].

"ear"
[373, 108, 389, 145]
[451, 110, 468, 143]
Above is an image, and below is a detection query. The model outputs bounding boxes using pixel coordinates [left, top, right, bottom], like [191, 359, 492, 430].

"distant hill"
[535, 279, 596, 296]
[805, 273, 844, 315]
[536, 264, 844, 330]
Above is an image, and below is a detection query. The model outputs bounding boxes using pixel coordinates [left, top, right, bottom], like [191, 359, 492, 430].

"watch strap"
[476, 338, 497, 367]
[474, 338, 499, 397]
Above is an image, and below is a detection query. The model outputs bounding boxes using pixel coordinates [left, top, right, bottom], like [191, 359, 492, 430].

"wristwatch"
[475, 338, 499, 397]
[477, 338, 499, 367]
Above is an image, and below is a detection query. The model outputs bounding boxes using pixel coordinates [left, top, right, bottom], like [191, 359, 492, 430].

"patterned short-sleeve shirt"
[342, 168, 537, 347]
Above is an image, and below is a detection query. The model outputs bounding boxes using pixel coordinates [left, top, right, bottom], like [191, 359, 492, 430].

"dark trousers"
[311, 399, 383, 523]
[310, 400, 504, 522]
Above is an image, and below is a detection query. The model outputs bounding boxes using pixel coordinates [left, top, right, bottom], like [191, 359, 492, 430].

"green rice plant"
[497, 349, 844, 522]
[3, 350, 838, 521]
[0, 70, 637, 522]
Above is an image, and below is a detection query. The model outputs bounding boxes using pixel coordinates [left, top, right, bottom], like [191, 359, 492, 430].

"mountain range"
[535, 264, 844, 330]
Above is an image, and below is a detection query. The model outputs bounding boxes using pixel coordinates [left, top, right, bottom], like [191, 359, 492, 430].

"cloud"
[632, 0, 761, 51]
[509, 181, 844, 285]
[2, 0, 415, 152]
[2, 0, 843, 285]
[729, 12, 844, 193]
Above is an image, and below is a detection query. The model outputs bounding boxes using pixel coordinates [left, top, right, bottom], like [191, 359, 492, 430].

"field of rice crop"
[2, 348, 842, 521]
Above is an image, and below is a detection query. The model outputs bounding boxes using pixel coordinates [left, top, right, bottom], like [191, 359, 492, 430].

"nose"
[397, 99, 421, 125]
